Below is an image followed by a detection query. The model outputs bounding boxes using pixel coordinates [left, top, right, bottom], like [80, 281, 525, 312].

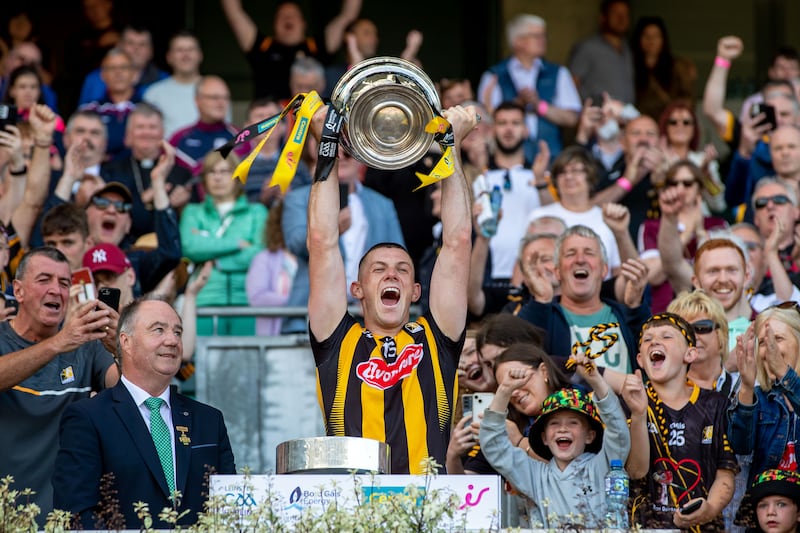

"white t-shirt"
[527, 202, 621, 278]
[473, 166, 542, 280]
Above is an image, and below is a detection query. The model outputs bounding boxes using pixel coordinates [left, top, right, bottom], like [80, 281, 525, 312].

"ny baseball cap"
[82, 243, 131, 274]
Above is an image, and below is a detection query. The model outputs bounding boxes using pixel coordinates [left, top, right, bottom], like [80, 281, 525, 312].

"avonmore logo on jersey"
[356, 344, 424, 390]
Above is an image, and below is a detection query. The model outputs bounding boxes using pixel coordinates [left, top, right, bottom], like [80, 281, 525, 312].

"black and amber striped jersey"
[631, 383, 738, 531]
[311, 312, 464, 474]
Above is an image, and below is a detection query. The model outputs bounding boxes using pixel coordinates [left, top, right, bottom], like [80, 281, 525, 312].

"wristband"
[714, 56, 731, 69]
[537, 100, 549, 116]
[9, 164, 27, 176]
[617, 176, 633, 193]
[34, 139, 52, 149]
[517, 436, 526, 447]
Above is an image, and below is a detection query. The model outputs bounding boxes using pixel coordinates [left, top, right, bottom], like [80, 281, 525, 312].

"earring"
[544, 377, 549, 384]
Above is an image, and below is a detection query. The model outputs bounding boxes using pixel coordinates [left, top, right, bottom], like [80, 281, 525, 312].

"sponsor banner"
[210, 474, 500, 530]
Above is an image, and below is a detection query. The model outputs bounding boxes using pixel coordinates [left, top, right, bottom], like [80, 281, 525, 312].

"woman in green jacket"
[180, 151, 267, 335]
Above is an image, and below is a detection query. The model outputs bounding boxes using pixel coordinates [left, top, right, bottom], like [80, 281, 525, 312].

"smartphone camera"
[0, 104, 18, 131]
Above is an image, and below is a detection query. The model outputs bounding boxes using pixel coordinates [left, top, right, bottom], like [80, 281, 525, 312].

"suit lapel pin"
[176, 425, 191, 446]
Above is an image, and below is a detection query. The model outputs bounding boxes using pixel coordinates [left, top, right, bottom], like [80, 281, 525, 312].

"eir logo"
[356, 344, 424, 390]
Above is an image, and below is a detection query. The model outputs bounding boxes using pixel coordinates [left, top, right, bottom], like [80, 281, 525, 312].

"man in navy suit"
[53, 296, 235, 528]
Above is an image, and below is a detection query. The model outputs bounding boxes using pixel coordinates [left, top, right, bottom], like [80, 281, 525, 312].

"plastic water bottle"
[605, 459, 630, 529]
[476, 185, 502, 238]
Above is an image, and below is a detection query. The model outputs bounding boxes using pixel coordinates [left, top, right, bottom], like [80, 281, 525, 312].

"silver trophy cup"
[330, 56, 441, 170]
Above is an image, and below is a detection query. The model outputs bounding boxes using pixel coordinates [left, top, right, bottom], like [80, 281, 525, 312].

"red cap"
[82, 243, 131, 274]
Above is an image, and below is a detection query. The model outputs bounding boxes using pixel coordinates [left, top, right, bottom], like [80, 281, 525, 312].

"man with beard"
[590, 114, 665, 240]
[471, 102, 552, 293]
[658, 192, 754, 351]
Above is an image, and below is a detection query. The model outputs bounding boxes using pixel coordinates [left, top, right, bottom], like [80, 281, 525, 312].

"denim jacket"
[728, 366, 800, 484]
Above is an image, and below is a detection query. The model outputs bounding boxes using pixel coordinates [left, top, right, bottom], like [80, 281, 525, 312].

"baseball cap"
[90, 181, 133, 204]
[529, 387, 605, 459]
[82, 243, 131, 274]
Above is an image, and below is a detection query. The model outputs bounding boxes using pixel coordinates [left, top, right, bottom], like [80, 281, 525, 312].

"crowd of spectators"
[2, 0, 800, 530]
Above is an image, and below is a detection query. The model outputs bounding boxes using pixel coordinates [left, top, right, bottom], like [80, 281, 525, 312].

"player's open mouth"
[381, 287, 400, 306]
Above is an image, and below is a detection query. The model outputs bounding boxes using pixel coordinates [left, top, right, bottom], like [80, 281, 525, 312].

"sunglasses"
[668, 118, 694, 126]
[91, 196, 132, 213]
[666, 179, 697, 188]
[690, 319, 719, 335]
[774, 301, 800, 313]
[754, 194, 791, 209]
[502, 170, 512, 191]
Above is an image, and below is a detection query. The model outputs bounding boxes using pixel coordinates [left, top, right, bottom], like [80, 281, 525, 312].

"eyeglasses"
[690, 319, 719, 335]
[666, 179, 697, 188]
[90, 196, 132, 213]
[668, 118, 693, 126]
[754, 194, 791, 209]
[743, 241, 763, 251]
[561, 165, 587, 176]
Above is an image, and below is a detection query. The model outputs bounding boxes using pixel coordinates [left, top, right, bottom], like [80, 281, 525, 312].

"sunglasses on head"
[668, 118, 693, 126]
[690, 319, 719, 335]
[91, 196, 132, 213]
[754, 194, 791, 209]
[773, 301, 800, 313]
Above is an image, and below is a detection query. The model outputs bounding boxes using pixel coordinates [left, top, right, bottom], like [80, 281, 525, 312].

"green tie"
[144, 397, 175, 495]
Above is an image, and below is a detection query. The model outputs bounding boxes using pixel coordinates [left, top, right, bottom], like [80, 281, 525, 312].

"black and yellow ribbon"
[413, 115, 456, 191]
[215, 91, 322, 194]
[565, 322, 621, 374]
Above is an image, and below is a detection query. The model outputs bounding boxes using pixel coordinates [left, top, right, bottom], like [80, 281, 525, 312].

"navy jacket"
[516, 296, 650, 371]
[53, 382, 235, 529]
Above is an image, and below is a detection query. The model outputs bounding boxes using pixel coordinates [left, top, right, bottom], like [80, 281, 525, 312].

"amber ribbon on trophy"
[413, 115, 455, 191]
[216, 91, 322, 193]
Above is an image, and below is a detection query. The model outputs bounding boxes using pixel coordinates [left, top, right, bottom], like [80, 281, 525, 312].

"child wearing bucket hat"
[480, 349, 630, 528]
[748, 469, 800, 533]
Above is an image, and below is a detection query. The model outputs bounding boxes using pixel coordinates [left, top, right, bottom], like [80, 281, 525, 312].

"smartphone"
[750, 102, 777, 131]
[339, 184, 349, 210]
[71, 267, 96, 303]
[679, 499, 702, 515]
[97, 287, 121, 312]
[4, 298, 18, 315]
[469, 393, 494, 423]
[0, 104, 18, 131]
[589, 94, 604, 108]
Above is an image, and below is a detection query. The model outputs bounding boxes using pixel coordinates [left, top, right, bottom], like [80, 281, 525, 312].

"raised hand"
[531, 140, 550, 182]
[602, 203, 631, 235]
[27, 104, 56, 144]
[621, 369, 647, 417]
[717, 36, 744, 61]
[735, 326, 757, 391]
[520, 249, 554, 303]
[620, 258, 650, 308]
[761, 321, 789, 383]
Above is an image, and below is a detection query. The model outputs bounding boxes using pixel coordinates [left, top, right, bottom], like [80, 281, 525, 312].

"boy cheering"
[631, 313, 738, 531]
